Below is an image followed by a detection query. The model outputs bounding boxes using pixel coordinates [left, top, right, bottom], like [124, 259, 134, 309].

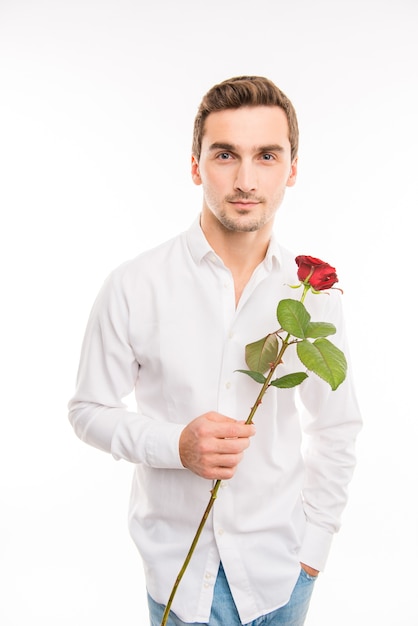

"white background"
[1, 0, 417, 624]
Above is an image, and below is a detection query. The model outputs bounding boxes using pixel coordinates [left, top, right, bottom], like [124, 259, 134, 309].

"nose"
[234, 160, 257, 193]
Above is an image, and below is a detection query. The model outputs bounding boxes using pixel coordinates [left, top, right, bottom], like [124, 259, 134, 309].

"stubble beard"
[210, 191, 270, 233]
[203, 188, 284, 233]
[216, 210, 267, 232]
[217, 194, 281, 233]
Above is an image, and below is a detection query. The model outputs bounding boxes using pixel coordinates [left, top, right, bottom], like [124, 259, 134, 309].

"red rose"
[295, 255, 338, 291]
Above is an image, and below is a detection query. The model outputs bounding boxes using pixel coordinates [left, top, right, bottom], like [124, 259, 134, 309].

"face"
[191, 106, 297, 234]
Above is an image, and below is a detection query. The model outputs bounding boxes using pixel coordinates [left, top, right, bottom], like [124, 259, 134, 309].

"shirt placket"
[196, 256, 270, 621]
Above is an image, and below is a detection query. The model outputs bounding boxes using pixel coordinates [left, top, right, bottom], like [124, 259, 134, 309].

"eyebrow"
[208, 142, 285, 153]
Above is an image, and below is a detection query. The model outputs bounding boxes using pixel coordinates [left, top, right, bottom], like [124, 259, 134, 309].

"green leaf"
[305, 321, 336, 338]
[235, 369, 267, 384]
[245, 333, 278, 374]
[297, 338, 347, 390]
[276, 299, 310, 339]
[270, 372, 308, 388]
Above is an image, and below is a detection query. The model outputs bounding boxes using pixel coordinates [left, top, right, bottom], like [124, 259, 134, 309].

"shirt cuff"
[144, 421, 185, 469]
[298, 522, 334, 572]
[109, 412, 186, 469]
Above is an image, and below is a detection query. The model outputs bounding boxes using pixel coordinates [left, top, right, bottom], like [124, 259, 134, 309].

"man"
[68, 76, 362, 626]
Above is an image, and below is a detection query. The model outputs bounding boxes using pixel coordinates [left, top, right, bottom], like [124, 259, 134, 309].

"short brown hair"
[192, 76, 299, 162]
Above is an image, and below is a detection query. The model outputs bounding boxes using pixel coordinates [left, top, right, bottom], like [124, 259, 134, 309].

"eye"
[261, 153, 275, 161]
[216, 152, 232, 160]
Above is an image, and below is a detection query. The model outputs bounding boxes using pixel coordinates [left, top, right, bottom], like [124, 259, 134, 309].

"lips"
[230, 201, 259, 209]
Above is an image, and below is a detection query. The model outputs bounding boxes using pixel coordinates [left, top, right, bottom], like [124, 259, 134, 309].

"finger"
[214, 437, 251, 454]
[206, 413, 238, 426]
[214, 452, 244, 468]
[203, 455, 244, 480]
[206, 415, 256, 439]
[218, 422, 256, 439]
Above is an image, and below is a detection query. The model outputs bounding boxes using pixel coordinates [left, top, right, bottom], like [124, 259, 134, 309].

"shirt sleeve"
[68, 270, 185, 469]
[297, 292, 362, 571]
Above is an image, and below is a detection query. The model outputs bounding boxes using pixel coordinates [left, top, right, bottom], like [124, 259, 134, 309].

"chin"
[221, 216, 267, 233]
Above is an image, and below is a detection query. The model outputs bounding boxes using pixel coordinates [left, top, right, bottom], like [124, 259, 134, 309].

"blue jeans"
[148, 563, 316, 625]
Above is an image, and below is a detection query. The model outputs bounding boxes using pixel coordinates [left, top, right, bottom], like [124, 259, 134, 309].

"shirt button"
[218, 528, 224, 536]
[225, 381, 231, 389]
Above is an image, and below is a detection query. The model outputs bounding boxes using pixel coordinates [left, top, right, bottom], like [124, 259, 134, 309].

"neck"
[200, 212, 273, 305]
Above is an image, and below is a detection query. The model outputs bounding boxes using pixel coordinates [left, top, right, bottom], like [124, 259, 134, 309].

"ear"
[286, 157, 298, 188]
[191, 155, 202, 186]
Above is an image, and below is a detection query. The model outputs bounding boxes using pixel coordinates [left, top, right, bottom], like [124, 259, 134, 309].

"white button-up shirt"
[68, 217, 362, 624]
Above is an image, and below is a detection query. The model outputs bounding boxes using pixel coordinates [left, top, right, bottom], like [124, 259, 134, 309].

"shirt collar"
[186, 214, 282, 270]
[186, 216, 214, 264]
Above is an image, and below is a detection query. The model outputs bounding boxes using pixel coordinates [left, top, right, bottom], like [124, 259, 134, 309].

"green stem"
[160, 286, 311, 625]
[300, 284, 310, 305]
[160, 481, 222, 625]
[245, 333, 290, 424]
[160, 344, 292, 626]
